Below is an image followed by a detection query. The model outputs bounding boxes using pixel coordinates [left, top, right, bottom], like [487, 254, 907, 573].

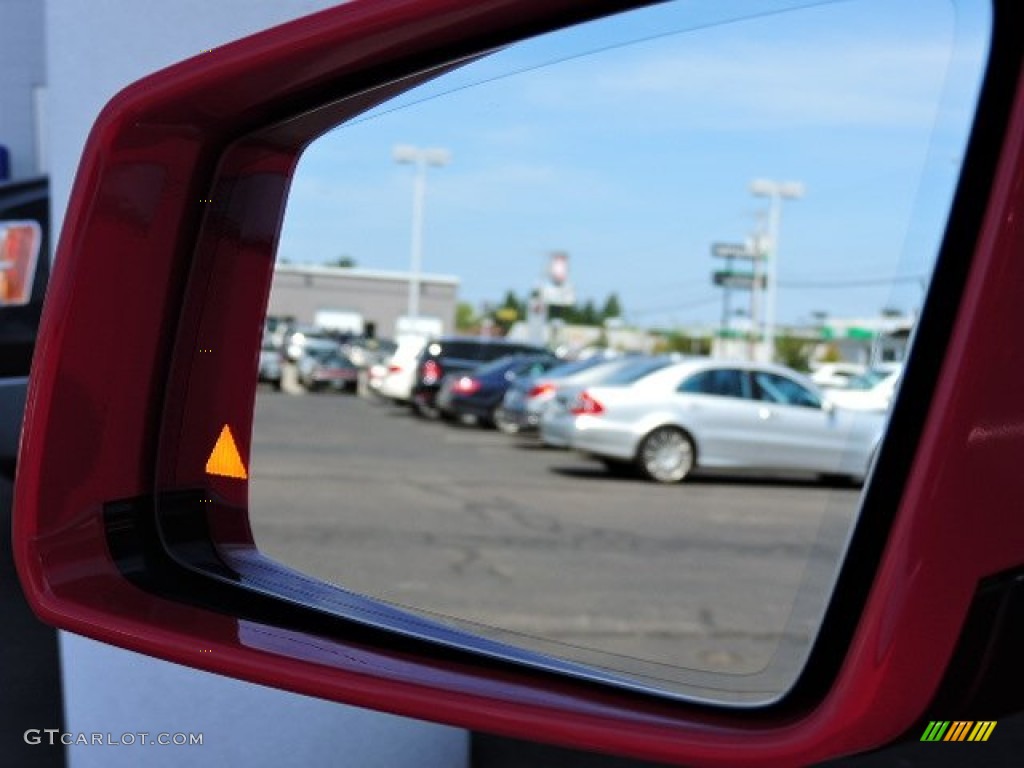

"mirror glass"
[249, 0, 989, 702]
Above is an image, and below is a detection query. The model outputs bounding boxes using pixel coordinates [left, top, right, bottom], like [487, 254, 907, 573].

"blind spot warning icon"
[206, 425, 248, 480]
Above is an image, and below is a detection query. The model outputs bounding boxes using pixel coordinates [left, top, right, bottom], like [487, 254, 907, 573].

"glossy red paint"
[13, 2, 1024, 766]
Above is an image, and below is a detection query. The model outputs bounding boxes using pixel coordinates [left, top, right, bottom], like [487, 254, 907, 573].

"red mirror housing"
[14, 1, 1024, 764]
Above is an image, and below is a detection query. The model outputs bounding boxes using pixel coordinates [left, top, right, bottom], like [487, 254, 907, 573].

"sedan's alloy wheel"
[638, 427, 694, 483]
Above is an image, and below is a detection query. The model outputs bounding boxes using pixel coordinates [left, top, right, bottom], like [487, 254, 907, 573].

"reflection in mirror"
[250, 0, 989, 702]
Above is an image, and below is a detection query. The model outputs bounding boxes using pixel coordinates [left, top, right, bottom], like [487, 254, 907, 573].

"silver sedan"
[543, 359, 886, 483]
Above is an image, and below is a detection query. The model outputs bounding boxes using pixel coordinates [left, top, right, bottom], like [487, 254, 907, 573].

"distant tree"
[500, 290, 524, 317]
[455, 302, 477, 331]
[551, 296, 619, 327]
[655, 332, 711, 356]
[820, 343, 843, 363]
[579, 299, 599, 326]
[551, 303, 576, 324]
[775, 335, 813, 372]
[490, 291, 524, 333]
[329, 255, 357, 268]
[880, 306, 903, 317]
[601, 293, 623, 320]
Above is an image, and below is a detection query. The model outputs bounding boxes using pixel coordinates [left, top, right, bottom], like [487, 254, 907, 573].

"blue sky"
[276, 0, 990, 329]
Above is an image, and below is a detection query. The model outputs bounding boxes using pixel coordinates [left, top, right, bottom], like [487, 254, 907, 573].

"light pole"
[750, 178, 804, 361]
[393, 144, 451, 321]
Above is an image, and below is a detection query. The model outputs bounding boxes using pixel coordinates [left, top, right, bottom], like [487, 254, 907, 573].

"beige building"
[267, 264, 459, 339]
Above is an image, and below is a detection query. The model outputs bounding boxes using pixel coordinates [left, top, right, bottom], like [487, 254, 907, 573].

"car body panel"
[565, 361, 883, 479]
[501, 355, 637, 432]
[379, 335, 429, 403]
[810, 363, 867, 390]
[258, 345, 283, 387]
[826, 370, 902, 412]
[540, 357, 682, 447]
[411, 338, 549, 414]
[300, 353, 359, 392]
[436, 354, 558, 421]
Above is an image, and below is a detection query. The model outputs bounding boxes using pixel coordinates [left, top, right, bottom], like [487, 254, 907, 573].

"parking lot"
[249, 385, 862, 696]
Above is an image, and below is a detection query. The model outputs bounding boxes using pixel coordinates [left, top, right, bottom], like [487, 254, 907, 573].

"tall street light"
[750, 178, 804, 361]
[393, 144, 452, 321]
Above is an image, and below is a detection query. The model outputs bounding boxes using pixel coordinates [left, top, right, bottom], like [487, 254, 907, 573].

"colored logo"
[920, 721, 996, 742]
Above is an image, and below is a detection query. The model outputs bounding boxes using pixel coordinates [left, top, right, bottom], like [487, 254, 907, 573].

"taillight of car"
[527, 383, 555, 399]
[421, 359, 442, 384]
[570, 391, 605, 416]
[454, 376, 481, 395]
[388, 364, 402, 374]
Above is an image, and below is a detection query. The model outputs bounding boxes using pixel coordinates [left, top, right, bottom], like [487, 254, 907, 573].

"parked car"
[258, 337, 283, 390]
[436, 353, 560, 427]
[378, 334, 431, 404]
[297, 349, 359, 393]
[366, 359, 390, 395]
[809, 362, 867, 389]
[540, 356, 681, 448]
[348, 339, 397, 396]
[284, 325, 336, 362]
[410, 337, 550, 418]
[496, 353, 648, 435]
[548, 359, 885, 483]
[824, 365, 903, 411]
[342, 337, 396, 369]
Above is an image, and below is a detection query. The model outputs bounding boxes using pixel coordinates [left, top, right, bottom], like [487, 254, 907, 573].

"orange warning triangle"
[206, 424, 248, 479]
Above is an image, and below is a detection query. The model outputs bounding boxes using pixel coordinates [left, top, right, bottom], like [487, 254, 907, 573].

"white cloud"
[521, 35, 957, 131]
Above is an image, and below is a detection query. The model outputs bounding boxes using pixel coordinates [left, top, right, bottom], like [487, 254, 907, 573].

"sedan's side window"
[753, 372, 821, 409]
[678, 368, 748, 399]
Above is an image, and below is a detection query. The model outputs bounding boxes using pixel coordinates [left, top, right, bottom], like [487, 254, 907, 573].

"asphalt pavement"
[249, 385, 861, 702]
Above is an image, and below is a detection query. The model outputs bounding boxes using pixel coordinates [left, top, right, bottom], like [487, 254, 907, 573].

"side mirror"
[13, 1, 1024, 765]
